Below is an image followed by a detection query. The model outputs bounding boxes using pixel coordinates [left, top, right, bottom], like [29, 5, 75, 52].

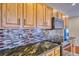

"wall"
[0, 29, 63, 50]
[69, 16, 79, 46]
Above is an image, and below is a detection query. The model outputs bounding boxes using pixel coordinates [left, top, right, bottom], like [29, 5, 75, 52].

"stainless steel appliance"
[51, 17, 64, 29]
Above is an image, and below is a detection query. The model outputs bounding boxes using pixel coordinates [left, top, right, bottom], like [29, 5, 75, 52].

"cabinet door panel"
[54, 47, 60, 56]
[61, 14, 67, 27]
[37, 4, 44, 28]
[53, 9, 57, 18]
[57, 12, 62, 19]
[45, 7, 52, 29]
[0, 4, 2, 28]
[23, 3, 36, 28]
[46, 50, 54, 56]
[2, 3, 21, 28]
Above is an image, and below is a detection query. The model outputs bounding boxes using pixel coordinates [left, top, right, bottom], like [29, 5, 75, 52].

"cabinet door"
[64, 17, 69, 27]
[37, 4, 45, 28]
[62, 14, 66, 27]
[23, 3, 36, 29]
[2, 3, 22, 28]
[54, 46, 60, 56]
[46, 50, 54, 56]
[57, 12, 62, 19]
[53, 9, 57, 18]
[0, 4, 2, 28]
[45, 6, 52, 29]
[61, 13, 64, 20]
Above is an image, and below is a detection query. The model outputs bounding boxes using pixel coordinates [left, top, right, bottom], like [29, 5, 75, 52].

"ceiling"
[47, 3, 79, 17]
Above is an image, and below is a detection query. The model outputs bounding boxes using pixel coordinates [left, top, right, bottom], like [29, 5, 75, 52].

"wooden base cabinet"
[40, 46, 60, 56]
[54, 46, 60, 56]
[45, 50, 54, 56]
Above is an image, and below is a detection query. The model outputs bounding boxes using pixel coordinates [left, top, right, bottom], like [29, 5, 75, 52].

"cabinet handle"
[18, 18, 20, 25]
[24, 19, 25, 25]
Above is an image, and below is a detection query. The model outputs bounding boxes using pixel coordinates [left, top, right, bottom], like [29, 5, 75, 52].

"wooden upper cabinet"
[61, 13, 64, 20]
[62, 13, 69, 27]
[36, 4, 45, 28]
[53, 9, 57, 18]
[57, 12, 62, 19]
[60, 13, 63, 19]
[65, 17, 69, 27]
[37, 4, 52, 29]
[2, 3, 22, 28]
[0, 4, 2, 28]
[45, 6, 52, 29]
[62, 15, 66, 27]
[23, 3, 36, 29]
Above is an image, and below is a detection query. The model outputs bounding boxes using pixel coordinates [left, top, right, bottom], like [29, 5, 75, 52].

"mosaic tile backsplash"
[0, 29, 63, 50]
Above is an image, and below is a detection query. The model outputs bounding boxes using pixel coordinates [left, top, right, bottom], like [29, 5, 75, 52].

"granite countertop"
[62, 37, 76, 48]
[0, 40, 59, 56]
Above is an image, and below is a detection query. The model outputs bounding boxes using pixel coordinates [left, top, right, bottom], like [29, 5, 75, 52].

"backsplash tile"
[0, 28, 63, 50]
[0, 29, 4, 49]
